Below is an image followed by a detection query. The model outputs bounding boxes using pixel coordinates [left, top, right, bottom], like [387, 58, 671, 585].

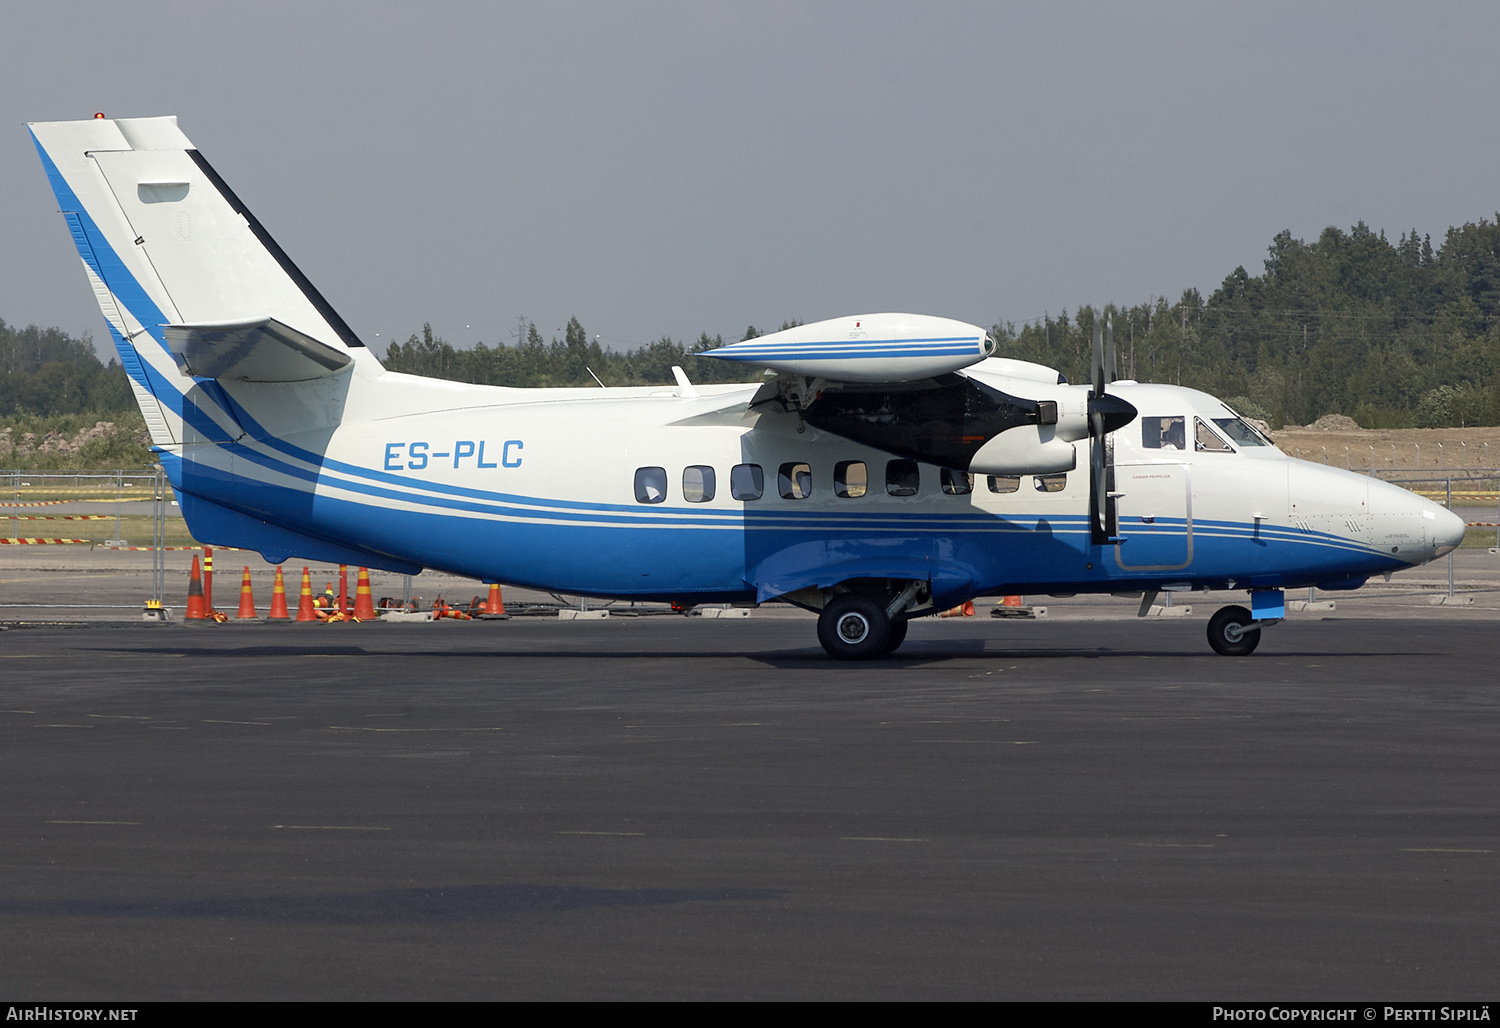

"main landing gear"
[815, 581, 924, 660]
[817, 595, 889, 660]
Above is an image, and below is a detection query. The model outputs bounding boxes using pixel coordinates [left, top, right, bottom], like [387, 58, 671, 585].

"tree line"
[10, 216, 1500, 431]
[992, 219, 1500, 428]
[382, 318, 794, 388]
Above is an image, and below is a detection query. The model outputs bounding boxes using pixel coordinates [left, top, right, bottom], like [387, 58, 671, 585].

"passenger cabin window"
[886, 459, 919, 496]
[634, 467, 667, 503]
[1034, 474, 1067, 493]
[683, 465, 716, 502]
[835, 461, 868, 498]
[731, 464, 764, 500]
[987, 475, 1020, 493]
[1143, 415, 1186, 450]
[941, 469, 972, 495]
[1194, 418, 1233, 453]
[778, 462, 812, 499]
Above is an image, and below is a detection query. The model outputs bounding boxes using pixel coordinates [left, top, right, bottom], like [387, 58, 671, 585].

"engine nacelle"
[968, 428, 1077, 476]
[708, 312, 993, 383]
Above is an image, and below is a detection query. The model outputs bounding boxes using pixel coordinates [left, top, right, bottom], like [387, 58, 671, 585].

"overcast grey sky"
[4, 2, 1499, 357]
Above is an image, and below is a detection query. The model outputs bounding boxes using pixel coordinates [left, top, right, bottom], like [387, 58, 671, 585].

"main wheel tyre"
[817, 595, 891, 660]
[881, 616, 909, 655]
[1207, 605, 1261, 656]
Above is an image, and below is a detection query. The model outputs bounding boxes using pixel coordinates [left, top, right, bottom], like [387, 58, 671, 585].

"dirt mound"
[1305, 414, 1362, 432]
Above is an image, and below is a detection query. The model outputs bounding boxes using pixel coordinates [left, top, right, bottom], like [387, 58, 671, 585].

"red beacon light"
[93, 112, 105, 119]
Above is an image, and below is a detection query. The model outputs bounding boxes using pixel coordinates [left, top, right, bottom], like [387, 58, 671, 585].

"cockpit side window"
[1194, 417, 1233, 453]
[1142, 415, 1186, 450]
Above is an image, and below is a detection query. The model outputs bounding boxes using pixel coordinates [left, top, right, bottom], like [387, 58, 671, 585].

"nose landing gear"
[1207, 605, 1260, 655]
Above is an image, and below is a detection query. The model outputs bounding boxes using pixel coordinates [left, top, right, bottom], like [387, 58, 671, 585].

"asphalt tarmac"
[1, 615, 1497, 1000]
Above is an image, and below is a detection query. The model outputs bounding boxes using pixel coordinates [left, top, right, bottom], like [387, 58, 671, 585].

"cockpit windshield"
[1212, 415, 1271, 447]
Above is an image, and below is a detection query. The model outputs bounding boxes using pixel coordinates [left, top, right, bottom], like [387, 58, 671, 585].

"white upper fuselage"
[27, 113, 1465, 611]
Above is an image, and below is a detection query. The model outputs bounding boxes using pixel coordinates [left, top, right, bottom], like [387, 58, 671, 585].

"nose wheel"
[1207, 605, 1261, 656]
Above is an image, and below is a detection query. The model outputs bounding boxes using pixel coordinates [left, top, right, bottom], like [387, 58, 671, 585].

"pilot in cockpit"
[1159, 417, 1185, 450]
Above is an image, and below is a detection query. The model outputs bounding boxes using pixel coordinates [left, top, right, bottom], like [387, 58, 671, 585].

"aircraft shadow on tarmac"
[87, 636, 1436, 665]
[0, 883, 786, 925]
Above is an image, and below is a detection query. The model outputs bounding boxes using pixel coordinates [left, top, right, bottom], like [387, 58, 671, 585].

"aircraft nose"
[1433, 504, 1466, 558]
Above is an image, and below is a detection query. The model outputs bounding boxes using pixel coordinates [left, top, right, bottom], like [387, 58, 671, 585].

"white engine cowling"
[707, 312, 992, 383]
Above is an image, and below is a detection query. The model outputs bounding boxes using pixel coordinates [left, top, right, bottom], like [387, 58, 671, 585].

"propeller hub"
[1089, 391, 1137, 435]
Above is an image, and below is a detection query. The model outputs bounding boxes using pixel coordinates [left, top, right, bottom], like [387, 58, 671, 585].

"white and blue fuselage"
[28, 115, 1465, 655]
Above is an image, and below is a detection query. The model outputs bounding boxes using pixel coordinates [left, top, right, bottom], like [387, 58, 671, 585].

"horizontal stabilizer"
[164, 317, 352, 381]
[707, 313, 992, 383]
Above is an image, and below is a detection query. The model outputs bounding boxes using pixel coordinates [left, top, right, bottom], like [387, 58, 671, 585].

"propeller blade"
[1091, 313, 1105, 398]
[1105, 316, 1116, 386]
[1091, 408, 1107, 539]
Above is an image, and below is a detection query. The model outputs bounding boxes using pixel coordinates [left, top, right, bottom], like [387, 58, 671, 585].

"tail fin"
[28, 115, 362, 446]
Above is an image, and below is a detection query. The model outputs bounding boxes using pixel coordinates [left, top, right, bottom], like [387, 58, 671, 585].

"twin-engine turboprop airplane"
[29, 115, 1467, 658]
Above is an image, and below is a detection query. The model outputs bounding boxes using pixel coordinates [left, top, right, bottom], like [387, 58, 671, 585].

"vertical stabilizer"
[28, 115, 364, 448]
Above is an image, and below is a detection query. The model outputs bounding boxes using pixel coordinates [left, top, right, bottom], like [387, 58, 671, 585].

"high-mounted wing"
[708, 313, 992, 382]
[710, 311, 1136, 478]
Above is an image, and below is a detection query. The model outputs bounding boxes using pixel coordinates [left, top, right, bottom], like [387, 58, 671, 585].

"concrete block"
[1146, 605, 1193, 617]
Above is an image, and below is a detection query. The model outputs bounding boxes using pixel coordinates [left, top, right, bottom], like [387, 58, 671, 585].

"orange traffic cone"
[296, 567, 318, 622]
[1002, 595, 1024, 607]
[940, 600, 976, 618]
[185, 554, 207, 620]
[236, 566, 257, 618]
[353, 567, 376, 620]
[268, 566, 291, 620]
[482, 582, 506, 615]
